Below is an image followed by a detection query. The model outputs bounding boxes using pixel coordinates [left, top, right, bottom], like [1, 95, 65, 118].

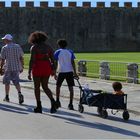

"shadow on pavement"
[42, 106, 83, 118]
[19, 79, 32, 82]
[79, 110, 140, 127]
[0, 103, 28, 114]
[54, 109, 83, 118]
[52, 114, 140, 138]
[107, 115, 140, 127]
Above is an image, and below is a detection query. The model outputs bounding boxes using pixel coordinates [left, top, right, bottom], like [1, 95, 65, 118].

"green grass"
[75, 52, 140, 81]
[75, 52, 140, 63]
[24, 52, 140, 82]
[24, 54, 31, 69]
[24, 52, 140, 68]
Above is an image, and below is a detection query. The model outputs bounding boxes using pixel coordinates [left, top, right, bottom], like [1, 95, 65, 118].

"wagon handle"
[73, 76, 79, 80]
[74, 76, 83, 90]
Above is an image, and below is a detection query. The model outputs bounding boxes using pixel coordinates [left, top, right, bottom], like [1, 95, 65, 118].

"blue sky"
[1, 0, 139, 7]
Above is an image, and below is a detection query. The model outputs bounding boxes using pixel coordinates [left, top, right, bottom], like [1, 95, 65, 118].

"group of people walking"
[0, 31, 78, 114]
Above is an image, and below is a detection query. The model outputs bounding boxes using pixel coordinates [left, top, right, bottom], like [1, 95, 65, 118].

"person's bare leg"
[33, 77, 42, 113]
[55, 86, 61, 108]
[5, 84, 10, 96]
[41, 77, 57, 113]
[3, 84, 10, 102]
[15, 84, 21, 93]
[68, 86, 74, 110]
[56, 86, 61, 101]
[15, 83, 24, 104]
[68, 86, 74, 104]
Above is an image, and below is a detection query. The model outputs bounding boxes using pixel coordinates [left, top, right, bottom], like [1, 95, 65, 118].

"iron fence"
[76, 60, 140, 83]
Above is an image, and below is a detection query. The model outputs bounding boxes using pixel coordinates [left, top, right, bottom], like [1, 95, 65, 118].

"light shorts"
[3, 71, 20, 85]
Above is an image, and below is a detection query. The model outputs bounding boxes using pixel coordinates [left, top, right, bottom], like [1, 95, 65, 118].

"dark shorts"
[56, 72, 75, 87]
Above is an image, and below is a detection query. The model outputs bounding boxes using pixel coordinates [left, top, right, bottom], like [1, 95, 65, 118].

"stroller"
[75, 77, 130, 120]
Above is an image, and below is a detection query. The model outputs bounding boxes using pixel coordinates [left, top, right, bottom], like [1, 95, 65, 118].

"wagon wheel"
[78, 104, 84, 113]
[122, 110, 130, 120]
[101, 110, 108, 118]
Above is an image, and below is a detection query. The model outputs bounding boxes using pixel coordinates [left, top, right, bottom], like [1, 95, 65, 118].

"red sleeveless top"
[31, 44, 53, 77]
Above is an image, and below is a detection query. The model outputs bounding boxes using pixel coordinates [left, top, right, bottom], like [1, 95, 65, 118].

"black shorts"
[56, 72, 75, 87]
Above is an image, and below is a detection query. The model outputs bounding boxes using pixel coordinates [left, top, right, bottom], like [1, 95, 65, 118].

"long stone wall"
[0, 1, 140, 52]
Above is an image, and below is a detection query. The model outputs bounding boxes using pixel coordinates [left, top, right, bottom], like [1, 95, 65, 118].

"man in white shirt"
[54, 39, 78, 110]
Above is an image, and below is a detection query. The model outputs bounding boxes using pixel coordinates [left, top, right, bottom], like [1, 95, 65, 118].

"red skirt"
[32, 61, 53, 77]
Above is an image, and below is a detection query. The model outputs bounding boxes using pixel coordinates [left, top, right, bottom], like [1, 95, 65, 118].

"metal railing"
[76, 60, 140, 83]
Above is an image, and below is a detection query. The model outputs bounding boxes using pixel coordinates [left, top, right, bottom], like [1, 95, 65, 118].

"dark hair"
[112, 82, 122, 91]
[28, 31, 48, 44]
[57, 39, 67, 48]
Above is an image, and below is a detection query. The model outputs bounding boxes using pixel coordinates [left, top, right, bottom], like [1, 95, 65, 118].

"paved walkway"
[0, 70, 140, 115]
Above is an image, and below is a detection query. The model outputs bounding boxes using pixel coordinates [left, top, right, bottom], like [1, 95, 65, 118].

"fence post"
[78, 60, 87, 76]
[127, 63, 138, 84]
[100, 61, 110, 80]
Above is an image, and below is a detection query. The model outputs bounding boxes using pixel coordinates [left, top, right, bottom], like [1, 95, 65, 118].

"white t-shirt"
[54, 48, 75, 73]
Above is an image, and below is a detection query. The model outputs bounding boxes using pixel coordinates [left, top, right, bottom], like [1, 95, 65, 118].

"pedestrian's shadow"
[0, 103, 29, 114]
[0, 102, 40, 114]
[18, 103, 54, 114]
[43, 107, 83, 118]
[19, 79, 32, 82]
[0, 102, 82, 118]
[83, 111, 140, 127]
[57, 109, 83, 118]
[107, 114, 140, 126]
[18, 103, 35, 113]
[0, 102, 80, 116]
[24, 104, 83, 118]
[3, 102, 53, 114]
[51, 114, 140, 138]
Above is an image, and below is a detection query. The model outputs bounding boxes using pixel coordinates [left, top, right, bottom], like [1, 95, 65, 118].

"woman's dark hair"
[112, 82, 122, 91]
[57, 39, 67, 48]
[28, 31, 48, 44]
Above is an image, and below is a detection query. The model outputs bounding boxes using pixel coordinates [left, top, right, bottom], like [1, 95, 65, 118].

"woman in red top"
[28, 31, 57, 113]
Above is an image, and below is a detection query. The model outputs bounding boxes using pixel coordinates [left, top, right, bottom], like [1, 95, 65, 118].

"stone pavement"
[0, 70, 140, 116]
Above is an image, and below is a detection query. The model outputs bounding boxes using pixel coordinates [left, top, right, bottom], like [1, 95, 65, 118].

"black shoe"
[34, 107, 42, 113]
[50, 106, 57, 113]
[34, 101, 42, 113]
[19, 94, 24, 104]
[56, 100, 61, 109]
[68, 104, 74, 110]
[3, 96, 10, 102]
[50, 101, 57, 113]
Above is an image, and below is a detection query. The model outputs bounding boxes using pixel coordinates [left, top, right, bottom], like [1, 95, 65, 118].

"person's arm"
[19, 46, 24, 73]
[20, 56, 24, 69]
[53, 49, 61, 80]
[0, 48, 5, 75]
[0, 59, 4, 70]
[49, 47, 57, 78]
[72, 60, 76, 74]
[53, 60, 58, 80]
[71, 59, 78, 78]
[0, 59, 5, 75]
[28, 46, 35, 80]
[71, 50, 78, 78]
